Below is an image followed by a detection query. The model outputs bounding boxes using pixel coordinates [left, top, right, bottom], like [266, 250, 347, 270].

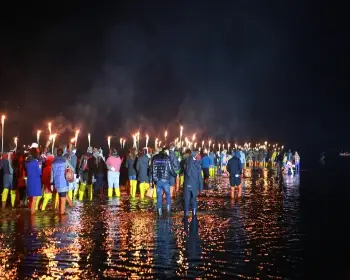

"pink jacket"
[106, 156, 123, 172]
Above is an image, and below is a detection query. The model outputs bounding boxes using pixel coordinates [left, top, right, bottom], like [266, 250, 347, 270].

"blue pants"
[184, 187, 198, 212]
[129, 175, 136, 180]
[94, 174, 104, 190]
[156, 180, 171, 209]
[295, 162, 300, 173]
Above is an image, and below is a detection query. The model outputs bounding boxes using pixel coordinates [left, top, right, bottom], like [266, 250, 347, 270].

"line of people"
[0, 141, 300, 216]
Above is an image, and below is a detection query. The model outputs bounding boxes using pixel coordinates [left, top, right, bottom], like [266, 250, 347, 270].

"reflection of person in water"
[155, 217, 174, 269]
[184, 216, 202, 261]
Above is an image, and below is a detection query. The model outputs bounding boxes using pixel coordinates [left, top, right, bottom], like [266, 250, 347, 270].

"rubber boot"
[79, 183, 86, 201]
[88, 184, 93, 201]
[67, 190, 73, 201]
[180, 175, 184, 186]
[108, 188, 113, 198]
[115, 187, 120, 197]
[153, 187, 157, 199]
[201, 171, 204, 178]
[35, 196, 42, 210]
[192, 208, 197, 216]
[54, 194, 59, 209]
[42, 193, 52, 210]
[158, 208, 162, 216]
[10, 190, 16, 207]
[2, 188, 9, 209]
[73, 187, 79, 200]
[129, 181, 133, 197]
[131, 180, 137, 198]
[144, 183, 150, 191]
[139, 183, 145, 199]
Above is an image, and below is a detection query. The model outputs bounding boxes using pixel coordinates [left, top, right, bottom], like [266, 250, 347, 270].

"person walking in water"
[184, 149, 203, 216]
[151, 148, 177, 216]
[227, 151, 243, 199]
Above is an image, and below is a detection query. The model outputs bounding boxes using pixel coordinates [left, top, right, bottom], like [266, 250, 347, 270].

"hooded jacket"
[136, 154, 151, 182]
[184, 156, 203, 192]
[227, 152, 242, 177]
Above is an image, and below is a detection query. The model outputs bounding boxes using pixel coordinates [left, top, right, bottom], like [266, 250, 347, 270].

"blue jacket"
[136, 154, 150, 182]
[184, 156, 203, 192]
[25, 158, 42, 197]
[201, 155, 212, 169]
[51, 156, 69, 193]
[208, 152, 215, 167]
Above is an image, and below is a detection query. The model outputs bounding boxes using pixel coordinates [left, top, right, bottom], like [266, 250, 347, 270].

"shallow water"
[0, 169, 304, 279]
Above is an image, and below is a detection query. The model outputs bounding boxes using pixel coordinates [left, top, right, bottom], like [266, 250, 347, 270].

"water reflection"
[0, 169, 303, 279]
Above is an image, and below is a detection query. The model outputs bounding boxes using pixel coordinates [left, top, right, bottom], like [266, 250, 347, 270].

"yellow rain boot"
[144, 183, 150, 191]
[88, 184, 93, 201]
[115, 187, 120, 197]
[201, 171, 204, 178]
[35, 196, 42, 210]
[73, 187, 79, 200]
[131, 180, 137, 198]
[2, 188, 9, 208]
[180, 175, 184, 186]
[79, 183, 86, 201]
[54, 194, 59, 209]
[68, 190, 73, 201]
[10, 190, 16, 207]
[42, 193, 52, 210]
[108, 188, 113, 198]
[139, 183, 145, 199]
[129, 181, 134, 197]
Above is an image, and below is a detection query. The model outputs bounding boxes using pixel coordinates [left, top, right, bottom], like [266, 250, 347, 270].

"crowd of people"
[0, 140, 300, 217]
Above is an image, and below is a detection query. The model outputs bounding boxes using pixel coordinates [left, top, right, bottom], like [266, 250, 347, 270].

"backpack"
[65, 167, 75, 183]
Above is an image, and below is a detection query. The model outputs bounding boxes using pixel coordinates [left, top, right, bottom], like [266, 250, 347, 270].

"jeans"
[184, 186, 198, 212]
[108, 171, 120, 188]
[129, 175, 136, 180]
[156, 180, 171, 209]
[295, 162, 300, 173]
[94, 174, 104, 190]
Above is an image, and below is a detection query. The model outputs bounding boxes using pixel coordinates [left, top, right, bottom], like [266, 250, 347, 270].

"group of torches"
[1, 118, 284, 154]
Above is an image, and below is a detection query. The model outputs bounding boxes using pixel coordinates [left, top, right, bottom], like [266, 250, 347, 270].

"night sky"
[0, 1, 348, 156]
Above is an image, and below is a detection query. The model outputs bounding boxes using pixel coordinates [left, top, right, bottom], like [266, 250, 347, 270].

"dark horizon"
[0, 1, 348, 153]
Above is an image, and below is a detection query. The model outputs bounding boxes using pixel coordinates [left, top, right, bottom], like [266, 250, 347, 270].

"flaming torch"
[37, 130, 41, 146]
[48, 122, 52, 134]
[107, 136, 111, 149]
[164, 130, 167, 142]
[120, 138, 123, 149]
[180, 126, 183, 143]
[122, 139, 126, 149]
[146, 134, 149, 148]
[202, 140, 204, 148]
[1, 115, 5, 155]
[14, 137, 18, 150]
[51, 134, 57, 154]
[88, 133, 91, 147]
[75, 130, 80, 148]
